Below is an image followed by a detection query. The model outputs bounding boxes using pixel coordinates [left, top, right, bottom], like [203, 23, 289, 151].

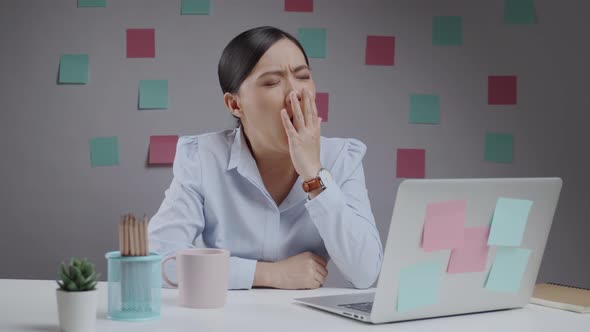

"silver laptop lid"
[371, 178, 562, 324]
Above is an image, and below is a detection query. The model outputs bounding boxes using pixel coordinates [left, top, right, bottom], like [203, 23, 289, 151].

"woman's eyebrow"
[257, 65, 310, 80]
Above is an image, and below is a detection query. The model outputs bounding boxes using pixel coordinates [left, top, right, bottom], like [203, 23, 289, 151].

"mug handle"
[161, 255, 178, 288]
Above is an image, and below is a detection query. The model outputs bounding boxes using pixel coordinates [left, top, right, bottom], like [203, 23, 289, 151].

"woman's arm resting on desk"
[253, 252, 328, 289]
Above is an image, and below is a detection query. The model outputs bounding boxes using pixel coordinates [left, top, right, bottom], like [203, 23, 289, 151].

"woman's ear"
[223, 92, 243, 119]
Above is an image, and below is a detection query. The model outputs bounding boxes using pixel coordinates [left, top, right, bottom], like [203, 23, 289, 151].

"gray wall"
[1, 0, 588, 288]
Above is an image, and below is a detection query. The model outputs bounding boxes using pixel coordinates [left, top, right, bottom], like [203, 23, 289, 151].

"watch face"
[319, 169, 332, 187]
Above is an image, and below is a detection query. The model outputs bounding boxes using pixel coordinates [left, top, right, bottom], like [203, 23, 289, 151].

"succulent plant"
[57, 257, 100, 292]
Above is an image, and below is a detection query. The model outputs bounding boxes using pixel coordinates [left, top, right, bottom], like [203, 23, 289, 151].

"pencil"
[137, 216, 143, 256]
[144, 216, 149, 255]
[119, 216, 124, 255]
[125, 214, 130, 256]
[132, 216, 138, 256]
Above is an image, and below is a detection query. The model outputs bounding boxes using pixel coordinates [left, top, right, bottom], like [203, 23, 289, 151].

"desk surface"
[0, 279, 588, 332]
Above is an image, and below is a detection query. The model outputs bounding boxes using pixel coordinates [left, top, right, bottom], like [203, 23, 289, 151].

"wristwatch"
[302, 168, 332, 193]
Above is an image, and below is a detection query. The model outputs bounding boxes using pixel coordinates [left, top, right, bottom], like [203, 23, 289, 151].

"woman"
[148, 26, 383, 290]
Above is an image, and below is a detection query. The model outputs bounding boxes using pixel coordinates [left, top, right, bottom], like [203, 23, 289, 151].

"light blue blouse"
[148, 126, 383, 289]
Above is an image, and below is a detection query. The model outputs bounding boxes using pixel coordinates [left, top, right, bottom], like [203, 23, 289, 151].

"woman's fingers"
[302, 88, 314, 128]
[290, 92, 305, 130]
[311, 253, 328, 267]
[315, 262, 328, 279]
[314, 270, 327, 286]
[281, 109, 297, 137]
[308, 90, 319, 128]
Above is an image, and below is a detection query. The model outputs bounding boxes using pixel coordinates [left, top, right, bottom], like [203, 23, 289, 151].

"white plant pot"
[56, 288, 98, 332]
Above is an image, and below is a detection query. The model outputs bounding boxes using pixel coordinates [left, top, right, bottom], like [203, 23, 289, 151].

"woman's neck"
[243, 128, 297, 178]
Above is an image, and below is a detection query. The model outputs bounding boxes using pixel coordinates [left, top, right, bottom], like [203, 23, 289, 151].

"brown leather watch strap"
[302, 177, 322, 193]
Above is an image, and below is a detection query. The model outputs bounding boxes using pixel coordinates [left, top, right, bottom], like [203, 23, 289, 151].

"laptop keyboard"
[337, 301, 373, 313]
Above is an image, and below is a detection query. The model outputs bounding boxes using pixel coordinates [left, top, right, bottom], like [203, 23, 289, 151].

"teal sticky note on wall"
[181, 0, 210, 15]
[485, 247, 531, 292]
[397, 259, 442, 312]
[410, 94, 440, 124]
[59, 54, 88, 84]
[484, 133, 514, 163]
[504, 0, 535, 24]
[432, 16, 462, 46]
[488, 197, 533, 246]
[139, 80, 169, 109]
[298, 28, 326, 58]
[78, 0, 106, 7]
[90, 137, 119, 167]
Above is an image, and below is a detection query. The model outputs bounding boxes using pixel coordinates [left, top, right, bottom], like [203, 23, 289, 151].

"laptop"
[295, 178, 563, 324]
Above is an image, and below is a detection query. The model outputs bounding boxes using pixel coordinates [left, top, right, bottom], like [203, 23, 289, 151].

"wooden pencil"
[144, 216, 149, 255]
[132, 216, 138, 256]
[137, 216, 143, 256]
[122, 215, 127, 256]
[125, 214, 131, 256]
[119, 216, 124, 255]
[136, 216, 141, 256]
[139, 219, 145, 256]
[134, 216, 140, 256]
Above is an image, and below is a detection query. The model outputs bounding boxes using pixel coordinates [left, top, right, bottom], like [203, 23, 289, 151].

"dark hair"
[218, 26, 310, 127]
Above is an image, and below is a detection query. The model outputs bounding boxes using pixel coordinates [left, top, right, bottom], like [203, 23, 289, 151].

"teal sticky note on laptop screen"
[397, 259, 442, 312]
[488, 197, 533, 246]
[485, 247, 531, 293]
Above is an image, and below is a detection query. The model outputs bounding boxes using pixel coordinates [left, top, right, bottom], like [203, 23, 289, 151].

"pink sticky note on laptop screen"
[149, 135, 178, 165]
[421, 200, 467, 252]
[447, 226, 490, 273]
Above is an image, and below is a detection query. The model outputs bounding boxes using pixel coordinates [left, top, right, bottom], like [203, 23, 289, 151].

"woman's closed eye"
[263, 76, 310, 87]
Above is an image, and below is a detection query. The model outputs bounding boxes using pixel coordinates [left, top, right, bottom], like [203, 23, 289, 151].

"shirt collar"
[227, 126, 245, 171]
[226, 126, 308, 212]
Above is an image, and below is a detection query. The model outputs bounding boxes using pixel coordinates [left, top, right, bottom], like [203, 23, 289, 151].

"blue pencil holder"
[105, 251, 162, 322]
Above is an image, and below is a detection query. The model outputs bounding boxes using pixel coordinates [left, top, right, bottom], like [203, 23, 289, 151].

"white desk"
[0, 279, 588, 331]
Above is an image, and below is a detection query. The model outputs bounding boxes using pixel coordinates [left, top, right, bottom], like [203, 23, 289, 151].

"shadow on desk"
[8, 324, 57, 332]
[293, 302, 516, 324]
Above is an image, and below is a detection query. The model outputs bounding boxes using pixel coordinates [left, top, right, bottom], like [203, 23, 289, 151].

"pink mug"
[162, 248, 230, 309]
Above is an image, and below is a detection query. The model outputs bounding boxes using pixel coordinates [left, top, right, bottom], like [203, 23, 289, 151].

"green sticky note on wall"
[298, 28, 327, 59]
[181, 0, 210, 15]
[410, 94, 440, 124]
[139, 80, 169, 109]
[432, 16, 462, 46]
[78, 0, 106, 7]
[488, 197, 533, 246]
[504, 0, 535, 24]
[484, 133, 514, 163]
[90, 137, 119, 167]
[485, 247, 531, 292]
[59, 54, 88, 84]
[397, 259, 442, 312]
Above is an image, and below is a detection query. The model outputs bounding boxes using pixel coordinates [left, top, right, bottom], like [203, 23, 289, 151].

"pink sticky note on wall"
[285, 0, 313, 12]
[365, 35, 395, 66]
[396, 149, 425, 178]
[422, 200, 467, 252]
[447, 226, 490, 273]
[315, 92, 329, 122]
[127, 29, 155, 58]
[488, 75, 517, 105]
[149, 135, 178, 165]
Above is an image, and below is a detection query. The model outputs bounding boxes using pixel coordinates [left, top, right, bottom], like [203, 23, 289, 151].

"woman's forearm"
[253, 261, 275, 288]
